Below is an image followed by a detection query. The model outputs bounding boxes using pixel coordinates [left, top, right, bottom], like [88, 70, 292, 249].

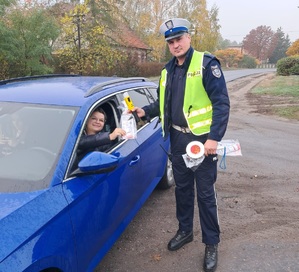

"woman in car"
[76, 107, 126, 163]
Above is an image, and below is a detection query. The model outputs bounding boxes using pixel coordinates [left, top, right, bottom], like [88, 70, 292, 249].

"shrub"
[277, 56, 299, 75]
[238, 55, 258, 68]
[137, 62, 165, 77]
[52, 51, 165, 77]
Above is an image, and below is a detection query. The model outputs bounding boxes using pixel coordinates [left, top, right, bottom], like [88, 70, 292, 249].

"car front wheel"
[157, 158, 174, 190]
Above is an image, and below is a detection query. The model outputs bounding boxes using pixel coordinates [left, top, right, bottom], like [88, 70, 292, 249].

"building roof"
[107, 23, 150, 50]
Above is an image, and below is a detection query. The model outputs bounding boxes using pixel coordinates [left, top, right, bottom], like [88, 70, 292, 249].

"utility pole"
[72, 13, 85, 74]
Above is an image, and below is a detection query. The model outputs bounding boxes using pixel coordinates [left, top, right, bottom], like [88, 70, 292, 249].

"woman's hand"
[109, 128, 126, 140]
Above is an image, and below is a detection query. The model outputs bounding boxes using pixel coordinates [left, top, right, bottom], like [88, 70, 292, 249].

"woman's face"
[86, 111, 105, 135]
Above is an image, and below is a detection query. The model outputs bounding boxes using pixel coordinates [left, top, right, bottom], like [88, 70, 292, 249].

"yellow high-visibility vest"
[159, 51, 213, 136]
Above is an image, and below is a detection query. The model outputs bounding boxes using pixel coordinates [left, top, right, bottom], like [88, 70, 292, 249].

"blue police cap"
[159, 18, 191, 41]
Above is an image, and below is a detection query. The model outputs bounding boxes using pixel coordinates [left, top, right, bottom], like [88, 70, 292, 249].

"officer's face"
[167, 33, 191, 64]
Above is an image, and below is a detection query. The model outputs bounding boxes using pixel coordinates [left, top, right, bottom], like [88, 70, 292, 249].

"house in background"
[106, 23, 151, 63]
[51, 2, 151, 63]
[225, 45, 250, 55]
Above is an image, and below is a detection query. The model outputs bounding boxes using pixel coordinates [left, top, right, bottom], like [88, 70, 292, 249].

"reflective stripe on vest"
[159, 51, 213, 136]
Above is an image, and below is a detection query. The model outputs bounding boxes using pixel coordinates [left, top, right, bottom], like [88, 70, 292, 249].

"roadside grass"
[273, 106, 299, 120]
[251, 75, 299, 120]
[252, 75, 299, 97]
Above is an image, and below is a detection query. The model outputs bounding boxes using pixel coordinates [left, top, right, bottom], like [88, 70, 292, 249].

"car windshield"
[0, 102, 76, 192]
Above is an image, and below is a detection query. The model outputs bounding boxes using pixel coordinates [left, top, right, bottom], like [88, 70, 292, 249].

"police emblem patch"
[211, 65, 221, 78]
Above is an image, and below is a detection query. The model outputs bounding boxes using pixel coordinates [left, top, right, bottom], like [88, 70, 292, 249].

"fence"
[256, 64, 276, 69]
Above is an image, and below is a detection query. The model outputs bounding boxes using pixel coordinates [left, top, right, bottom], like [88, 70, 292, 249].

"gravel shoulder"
[96, 73, 299, 272]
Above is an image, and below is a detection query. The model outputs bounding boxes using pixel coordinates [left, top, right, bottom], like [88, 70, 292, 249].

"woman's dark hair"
[94, 107, 107, 122]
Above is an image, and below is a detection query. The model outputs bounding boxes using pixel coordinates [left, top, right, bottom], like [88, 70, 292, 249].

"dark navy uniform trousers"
[170, 126, 220, 245]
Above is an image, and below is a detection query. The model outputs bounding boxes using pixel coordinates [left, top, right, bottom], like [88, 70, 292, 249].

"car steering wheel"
[29, 146, 56, 158]
[0, 143, 13, 156]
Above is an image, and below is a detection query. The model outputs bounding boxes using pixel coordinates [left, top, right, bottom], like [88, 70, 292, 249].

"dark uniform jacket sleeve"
[203, 54, 230, 141]
[142, 87, 160, 119]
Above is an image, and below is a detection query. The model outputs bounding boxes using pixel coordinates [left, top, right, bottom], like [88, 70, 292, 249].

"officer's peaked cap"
[159, 18, 191, 41]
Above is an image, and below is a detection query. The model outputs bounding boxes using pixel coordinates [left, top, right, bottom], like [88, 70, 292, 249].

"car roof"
[0, 75, 157, 106]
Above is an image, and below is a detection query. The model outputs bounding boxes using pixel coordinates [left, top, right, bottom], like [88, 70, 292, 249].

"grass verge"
[251, 75, 299, 120]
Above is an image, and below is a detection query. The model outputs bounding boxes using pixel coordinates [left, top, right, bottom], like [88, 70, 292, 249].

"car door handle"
[129, 155, 140, 166]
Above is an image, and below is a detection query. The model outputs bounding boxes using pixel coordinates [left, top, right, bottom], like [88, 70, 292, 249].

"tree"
[56, 2, 126, 75]
[120, 0, 220, 61]
[1, 0, 224, 77]
[242, 25, 276, 62]
[121, 0, 178, 62]
[175, 0, 220, 53]
[0, 5, 60, 78]
[217, 38, 240, 50]
[286, 39, 299, 56]
[268, 28, 291, 64]
[214, 48, 242, 68]
[0, 0, 15, 14]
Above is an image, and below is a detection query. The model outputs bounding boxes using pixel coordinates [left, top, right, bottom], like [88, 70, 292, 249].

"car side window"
[69, 100, 121, 173]
[124, 88, 156, 108]
[99, 102, 118, 136]
[117, 88, 157, 129]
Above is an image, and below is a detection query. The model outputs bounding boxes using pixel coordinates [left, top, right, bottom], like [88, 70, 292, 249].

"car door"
[117, 88, 170, 193]
[62, 98, 142, 271]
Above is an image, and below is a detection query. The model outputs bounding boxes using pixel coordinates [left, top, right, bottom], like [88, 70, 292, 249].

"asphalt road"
[223, 68, 276, 82]
[95, 70, 299, 272]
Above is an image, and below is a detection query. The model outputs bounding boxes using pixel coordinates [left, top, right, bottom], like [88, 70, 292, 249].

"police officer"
[134, 18, 230, 272]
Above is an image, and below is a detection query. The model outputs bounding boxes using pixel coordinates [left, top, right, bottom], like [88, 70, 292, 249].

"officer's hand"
[204, 139, 218, 156]
[132, 107, 145, 118]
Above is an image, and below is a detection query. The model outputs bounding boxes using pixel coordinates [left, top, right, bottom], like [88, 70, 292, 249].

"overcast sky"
[207, 0, 299, 43]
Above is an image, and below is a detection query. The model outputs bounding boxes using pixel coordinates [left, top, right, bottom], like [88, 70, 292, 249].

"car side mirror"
[70, 151, 120, 176]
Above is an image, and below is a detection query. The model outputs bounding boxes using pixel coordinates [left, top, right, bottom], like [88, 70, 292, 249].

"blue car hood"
[0, 187, 69, 263]
[0, 191, 43, 221]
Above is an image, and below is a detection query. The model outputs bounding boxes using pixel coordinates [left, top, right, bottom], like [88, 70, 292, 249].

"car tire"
[156, 158, 174, 190]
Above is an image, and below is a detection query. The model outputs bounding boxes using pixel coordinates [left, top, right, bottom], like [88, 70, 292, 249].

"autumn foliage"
[242, 25, 277, 62]
[0, 1, 298, 78]
[55, 3, 127, 75]
[276, 39, 299, 76]
[214, 49, 243, 68]
[286, 39, 299, 56]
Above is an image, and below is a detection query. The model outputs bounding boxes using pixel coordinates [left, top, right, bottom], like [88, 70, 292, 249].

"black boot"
[203, 244, 218, 272]
[167, 230, 193, 251]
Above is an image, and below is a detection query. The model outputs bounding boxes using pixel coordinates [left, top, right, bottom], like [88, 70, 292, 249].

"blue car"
[0, 75, 173, 272]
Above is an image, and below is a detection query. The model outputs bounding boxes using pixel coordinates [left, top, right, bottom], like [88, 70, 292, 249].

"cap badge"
[165, 20, 174, 30]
